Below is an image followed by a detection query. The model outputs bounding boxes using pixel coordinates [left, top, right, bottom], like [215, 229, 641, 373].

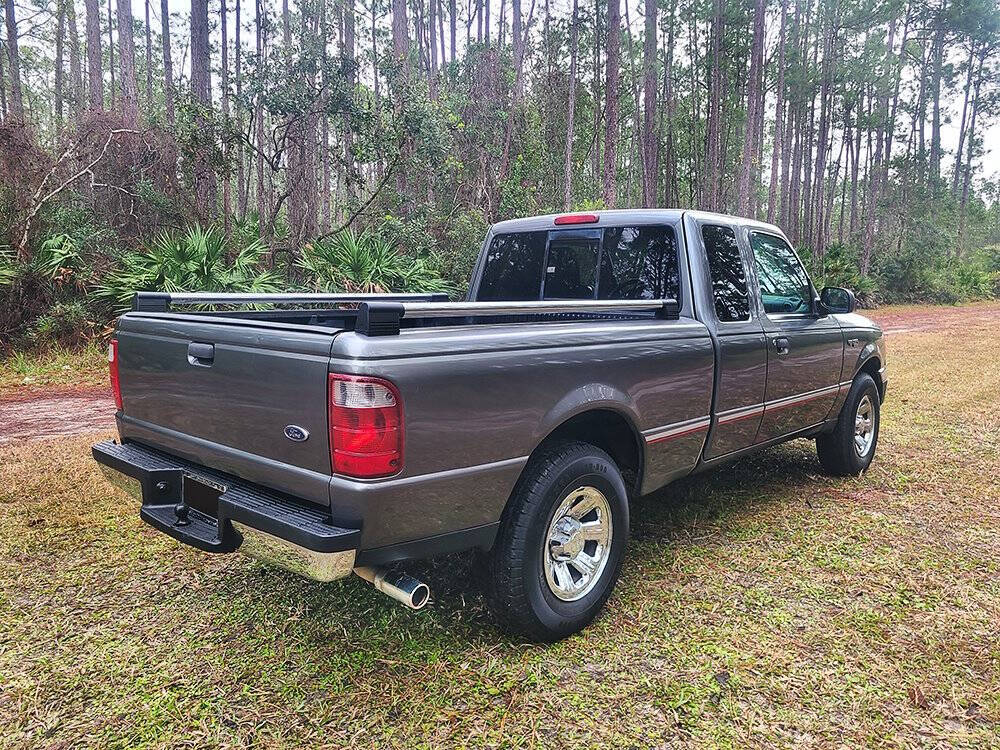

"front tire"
[480, 441, 629, 642]
[817, 372, 881, 476]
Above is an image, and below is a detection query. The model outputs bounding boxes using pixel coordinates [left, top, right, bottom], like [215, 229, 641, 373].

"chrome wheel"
[543, 486, 613, 602]
[854, 394, 875, 457]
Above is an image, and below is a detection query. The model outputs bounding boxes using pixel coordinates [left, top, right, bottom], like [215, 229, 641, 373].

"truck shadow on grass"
[222, 438, 837, 649]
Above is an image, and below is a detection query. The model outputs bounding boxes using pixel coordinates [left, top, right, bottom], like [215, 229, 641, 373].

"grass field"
[2, 304, 999, 748]
[0, 343, 108, 391]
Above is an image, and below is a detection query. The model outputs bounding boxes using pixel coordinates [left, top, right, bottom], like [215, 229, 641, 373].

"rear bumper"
[92, 440, 361, 581]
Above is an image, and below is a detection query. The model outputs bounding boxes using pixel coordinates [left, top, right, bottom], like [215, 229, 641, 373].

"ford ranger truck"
[93, 209, 888, 641]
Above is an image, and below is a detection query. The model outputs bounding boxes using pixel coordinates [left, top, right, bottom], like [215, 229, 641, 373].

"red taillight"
[108, 339, 123, 410]
[328, 373, 403, 478]
[554, 213, 599, 225]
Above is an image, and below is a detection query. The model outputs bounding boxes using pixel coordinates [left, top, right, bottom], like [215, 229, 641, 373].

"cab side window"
[701, 224, 751, 322]
[750, 232, 812, 315]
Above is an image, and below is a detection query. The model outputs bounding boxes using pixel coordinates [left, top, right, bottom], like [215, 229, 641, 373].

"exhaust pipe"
[354, 566, 430, 610]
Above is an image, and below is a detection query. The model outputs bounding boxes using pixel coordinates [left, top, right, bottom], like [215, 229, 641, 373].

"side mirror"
[819, 286, 856, 314]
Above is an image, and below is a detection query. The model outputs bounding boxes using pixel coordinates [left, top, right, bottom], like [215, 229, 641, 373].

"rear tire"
[816, 372, 880, 476]
[480, 441, 629, 642]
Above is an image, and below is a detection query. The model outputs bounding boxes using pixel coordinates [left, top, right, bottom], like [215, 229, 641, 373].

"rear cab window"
[476, 224, 680, 303]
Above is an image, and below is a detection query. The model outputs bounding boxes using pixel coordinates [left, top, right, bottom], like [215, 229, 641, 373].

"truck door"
[746, 230, 844, 441]
[686, 216, 768, 460]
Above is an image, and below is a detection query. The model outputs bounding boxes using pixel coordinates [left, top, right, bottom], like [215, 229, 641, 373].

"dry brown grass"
[1, 304, 999, 748]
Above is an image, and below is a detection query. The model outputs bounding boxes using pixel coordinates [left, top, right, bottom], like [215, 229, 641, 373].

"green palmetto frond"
[298, 229, 454, 296]
[95, 224, 283, 311]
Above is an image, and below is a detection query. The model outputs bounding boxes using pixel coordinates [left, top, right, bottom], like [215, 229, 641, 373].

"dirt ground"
[0, 384, 114, 445]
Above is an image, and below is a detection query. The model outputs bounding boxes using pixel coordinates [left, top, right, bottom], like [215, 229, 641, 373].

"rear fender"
[532, 384, 642, 446]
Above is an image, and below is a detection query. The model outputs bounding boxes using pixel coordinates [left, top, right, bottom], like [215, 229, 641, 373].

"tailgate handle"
[187, 342, 215, 366]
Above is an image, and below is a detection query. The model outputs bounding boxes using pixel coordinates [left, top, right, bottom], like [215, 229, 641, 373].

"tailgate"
[115, 313, 336, 477]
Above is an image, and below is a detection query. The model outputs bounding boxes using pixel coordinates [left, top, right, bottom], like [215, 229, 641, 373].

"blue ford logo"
[283, 425, 309, 442]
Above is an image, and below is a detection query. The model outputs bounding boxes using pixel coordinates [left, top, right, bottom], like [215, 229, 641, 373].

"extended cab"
[94, 210, 887, 640]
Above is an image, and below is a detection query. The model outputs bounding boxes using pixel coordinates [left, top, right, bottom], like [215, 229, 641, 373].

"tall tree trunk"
[4, 0, 24, 119]
[640, 0, 657, 208]
[160, 0, 174, 124]
[737, 0, 765, 217]
[951, 42, 975, 198]
[602, 0, 620, 207]
[861, 22, 896, 276]
[392, 0, 409, 64]
[661, 0, 678, 207]
[706, 0, 724, 211]
[235, 0, 246, 218]
[883, 6, 910, 190]
[191, 0, 215, 219]
[959, 49, 986, 239]
[512, 0, 524, 98]
[343, 0, 356, 202]
[392, 0, 410, 203]
[592, 0, 601, 189]
[848, 88, 862, 237]
[767, 0, 788, 223]
[66, 0, 84, 121]
[429, 0, 438, 79]
[928, 15, 945, 193]
[811, 19, 835, 255]
[85, 0, 103, 109]
[255, 0, 265, 236]
[838, 106, 851, 245]
[56, 0, 66, 133]
[563, 0, 579, 209]
[437, 0, 445, 66]
[915, 40, 927, 187]
[449, 0, 456, 60]
[116, 0, 139, 123]
[108, 0, 116, 108]
[0, 39, 6, 120]
[144, 0, 152, 111]
[221, 0, 231, 229]
[779, 0, 801, 227]
[800, 18, 818, 244]
[320, 0, 331, 229]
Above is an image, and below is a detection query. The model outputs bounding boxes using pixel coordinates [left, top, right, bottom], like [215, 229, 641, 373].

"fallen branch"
[17, 128, 140, 261]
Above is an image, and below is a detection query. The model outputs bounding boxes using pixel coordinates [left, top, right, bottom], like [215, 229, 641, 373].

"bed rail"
[355, 298, 681, 336]
[132, 291, 449, 312]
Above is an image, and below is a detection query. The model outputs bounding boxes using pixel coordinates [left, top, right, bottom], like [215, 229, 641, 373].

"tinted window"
[751, 232, 812, 314]
[702, 224, 750, 322]
[477, 224, 682, 302]
[476, 231, 547, 300]
[544, 232, 600, 299]
[599, 225, 679, 300]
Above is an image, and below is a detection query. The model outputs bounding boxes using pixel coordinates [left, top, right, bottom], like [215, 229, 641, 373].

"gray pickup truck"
[94, 209, 887, 641]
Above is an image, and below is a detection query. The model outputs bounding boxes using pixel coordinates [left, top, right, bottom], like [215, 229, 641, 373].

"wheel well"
[536, 410, 643, 496]
[858, 357, 884, 400]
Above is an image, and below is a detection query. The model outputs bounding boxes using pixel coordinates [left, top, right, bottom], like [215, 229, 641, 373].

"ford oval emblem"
[283, 425, 310, 442]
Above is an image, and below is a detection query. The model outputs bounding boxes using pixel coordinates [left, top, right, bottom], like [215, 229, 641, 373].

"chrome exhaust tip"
[353, 566, 430, 610]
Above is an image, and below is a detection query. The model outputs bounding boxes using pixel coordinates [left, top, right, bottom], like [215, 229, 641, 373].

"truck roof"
[491, 209, 785, 238]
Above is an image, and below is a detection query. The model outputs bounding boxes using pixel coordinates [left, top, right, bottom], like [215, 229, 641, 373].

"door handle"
[187, 342, 215, 366]
[773, 337, 790, 356]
